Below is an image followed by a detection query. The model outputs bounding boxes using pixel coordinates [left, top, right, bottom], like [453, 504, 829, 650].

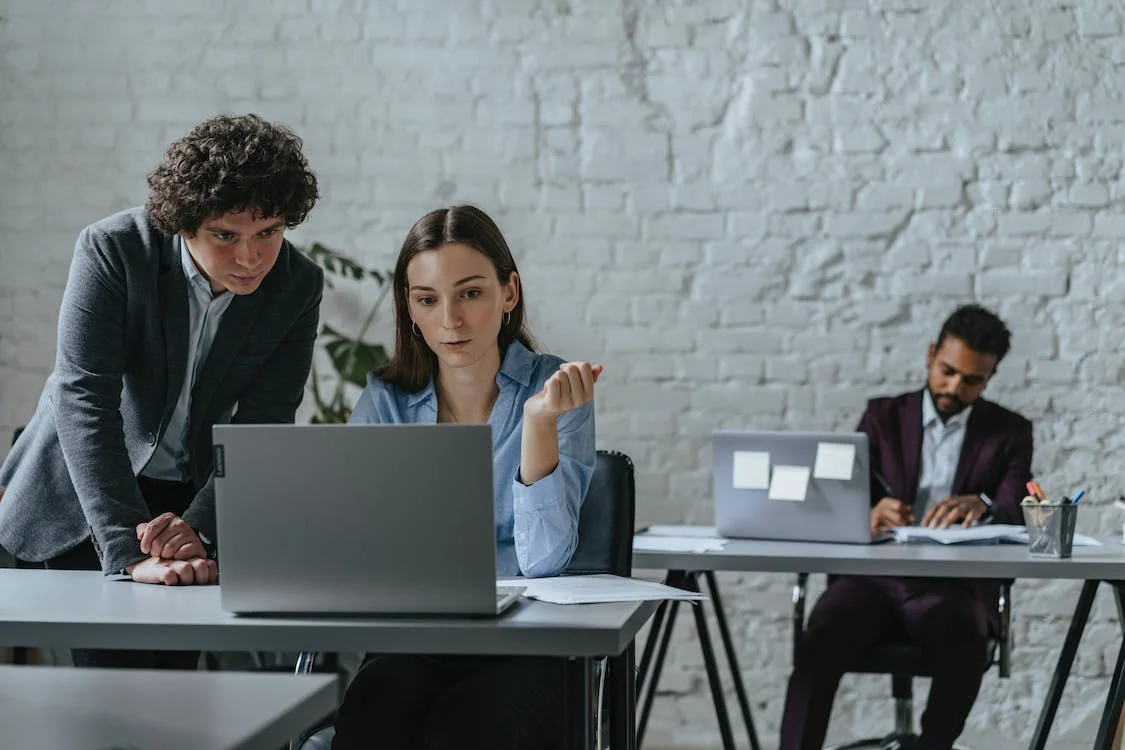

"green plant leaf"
[303, 242, 388, 284]
[322, 323, 388, 388]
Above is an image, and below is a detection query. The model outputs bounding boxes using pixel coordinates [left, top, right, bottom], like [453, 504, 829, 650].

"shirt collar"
[179, 236, 225, 297]
[922, 389, 973, 431]
[406, 341, 536, 407]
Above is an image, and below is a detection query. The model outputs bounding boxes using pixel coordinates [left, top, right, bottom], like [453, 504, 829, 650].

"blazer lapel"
[952, 400, 987, 494]
[900, 391, 924, 506]
[188, 290, 264, 430]
[158, 237, 189, 429]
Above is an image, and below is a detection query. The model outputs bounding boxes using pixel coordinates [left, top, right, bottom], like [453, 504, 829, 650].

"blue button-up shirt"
[349, 341, 596, 577]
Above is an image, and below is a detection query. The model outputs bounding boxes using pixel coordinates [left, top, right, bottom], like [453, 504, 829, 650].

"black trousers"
[332, 654, 565, 750]
[16, 475, 200, 670]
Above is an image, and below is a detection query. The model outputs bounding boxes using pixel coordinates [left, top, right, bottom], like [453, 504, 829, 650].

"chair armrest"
[998, 581, 1012, 678]
[792, 573, 809, 666]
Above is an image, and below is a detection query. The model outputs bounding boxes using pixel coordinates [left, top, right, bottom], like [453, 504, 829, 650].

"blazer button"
[145, 432, 157, 446]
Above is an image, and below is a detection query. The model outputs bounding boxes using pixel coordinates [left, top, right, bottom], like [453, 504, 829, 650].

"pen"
[872, 467, 894, 497]
[1071, 489, 1086, 504]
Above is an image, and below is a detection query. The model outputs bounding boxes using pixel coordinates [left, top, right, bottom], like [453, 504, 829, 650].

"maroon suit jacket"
[856, 390, 1034, 630]
[857, 390, 1033, 525]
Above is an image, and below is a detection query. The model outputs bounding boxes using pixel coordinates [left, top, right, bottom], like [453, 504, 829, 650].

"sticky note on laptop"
[732, 451, 770, 490]
[769, 465, 811, 501]
[813, 442, 856, 481]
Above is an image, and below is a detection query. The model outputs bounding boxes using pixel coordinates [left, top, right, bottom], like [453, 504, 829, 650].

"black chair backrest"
[563, 450, 635, 577]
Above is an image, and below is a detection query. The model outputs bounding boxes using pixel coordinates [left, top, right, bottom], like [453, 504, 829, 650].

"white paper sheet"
[732, 450, 770, 490]
[632, 536, 728, 553]
[642, 525, 720, 538]
[892, 524, 1102, 546]
[497, 574, 708, 605]
[768, 465, 811, 501]
[813, 442, 856, 481]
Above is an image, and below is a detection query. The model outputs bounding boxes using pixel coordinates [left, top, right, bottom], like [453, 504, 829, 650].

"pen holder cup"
[1022, 503, 1079, 559]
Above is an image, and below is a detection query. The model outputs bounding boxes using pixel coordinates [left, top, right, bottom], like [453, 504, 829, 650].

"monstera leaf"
[321, 323, 389, 389]
[305, 242, 386, 288]
[299, 241, 393, 424]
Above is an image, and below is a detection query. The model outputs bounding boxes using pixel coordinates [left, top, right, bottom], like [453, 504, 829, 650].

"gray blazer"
[0, 208, 324, 574]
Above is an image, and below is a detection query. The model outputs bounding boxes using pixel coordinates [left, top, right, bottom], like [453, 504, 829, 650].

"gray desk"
[0, 569, 657, 750]
[633, 534, 1125, 750]
[0, 664, 337, 750]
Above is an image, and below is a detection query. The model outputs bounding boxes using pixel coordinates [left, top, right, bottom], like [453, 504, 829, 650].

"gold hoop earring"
[412, 321, 421, 337]
[504, 311, 512, 327]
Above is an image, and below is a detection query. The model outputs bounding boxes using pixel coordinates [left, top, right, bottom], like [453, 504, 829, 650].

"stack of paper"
[892, 524, 1101, 547]
[634, 525, 728, 553]
[498, 574, 707, 605]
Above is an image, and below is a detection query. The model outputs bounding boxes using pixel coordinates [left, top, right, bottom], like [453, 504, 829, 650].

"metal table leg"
[563, 656, 594, 750]
[610, 644, 638, 750]
[1094, 584, 1125, 750]
[704, 570, 761, 750]
[637, 570, 686, 747]
[1029, 579, 1098, 750]
[685, 572, 736, 750]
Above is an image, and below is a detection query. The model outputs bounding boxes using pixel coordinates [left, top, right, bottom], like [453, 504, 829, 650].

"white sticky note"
[768, 465, 811, 502]
[813, 442, 856, 481]
[732, 451, 770, 490]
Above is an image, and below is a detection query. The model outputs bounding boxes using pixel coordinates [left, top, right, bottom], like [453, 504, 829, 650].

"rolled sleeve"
[511, 400, 596, 577]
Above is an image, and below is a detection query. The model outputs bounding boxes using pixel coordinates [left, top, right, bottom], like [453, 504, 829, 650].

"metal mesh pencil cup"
[1022, 502, 1078, 558]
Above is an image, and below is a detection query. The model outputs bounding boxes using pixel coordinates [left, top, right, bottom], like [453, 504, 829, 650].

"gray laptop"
[713, 430, 882, 544]
[212, 423, 524, 616]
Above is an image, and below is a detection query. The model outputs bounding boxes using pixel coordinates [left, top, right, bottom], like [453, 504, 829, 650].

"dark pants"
[15, 475, 200, 670]
[779, 575, 990, 750]
[331, 654, 565, 750]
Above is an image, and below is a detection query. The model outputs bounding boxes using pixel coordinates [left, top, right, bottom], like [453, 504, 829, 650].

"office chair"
[295, 449, 636, 750]
[791, 573, 1012, 750]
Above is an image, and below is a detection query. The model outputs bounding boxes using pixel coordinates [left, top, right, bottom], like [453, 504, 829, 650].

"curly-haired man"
[0, 114, 323, 667]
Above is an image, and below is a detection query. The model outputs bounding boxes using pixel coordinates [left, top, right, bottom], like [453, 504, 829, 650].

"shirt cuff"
[512, 464, 564, 510]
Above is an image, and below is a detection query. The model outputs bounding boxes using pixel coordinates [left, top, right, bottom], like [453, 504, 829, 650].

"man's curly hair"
[145, 113, 319, 235]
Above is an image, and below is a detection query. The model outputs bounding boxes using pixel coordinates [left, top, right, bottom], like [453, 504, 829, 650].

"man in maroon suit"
[779, 305, 1033, 750]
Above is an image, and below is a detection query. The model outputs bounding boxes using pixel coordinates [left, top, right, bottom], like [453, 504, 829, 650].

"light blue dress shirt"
[142, 237, 234, 481]
[914, 389, 973, 521]
[349, 341, 596, 578]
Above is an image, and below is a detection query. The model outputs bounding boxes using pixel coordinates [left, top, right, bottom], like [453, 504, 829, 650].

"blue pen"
[1071, 489, 1086, 504]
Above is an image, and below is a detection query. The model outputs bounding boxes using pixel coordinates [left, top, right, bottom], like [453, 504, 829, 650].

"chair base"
[826, 734, 975, 750]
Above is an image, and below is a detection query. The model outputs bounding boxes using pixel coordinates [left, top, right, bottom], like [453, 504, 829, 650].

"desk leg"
[637, 569, 686, 748]
[1029, 579, 1099, 750]
[686, 572, 737, 750]
[563, 656, 594, 750]
[637, 598, 680, 747]
[610, 644, 638, 750]
[1094, 584, 1125, 750]
[637, 573, 678, 688]
[704, 570, 761, 750]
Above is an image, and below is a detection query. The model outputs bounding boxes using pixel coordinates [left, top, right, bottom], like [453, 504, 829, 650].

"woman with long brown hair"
[332, 205, 601, 749]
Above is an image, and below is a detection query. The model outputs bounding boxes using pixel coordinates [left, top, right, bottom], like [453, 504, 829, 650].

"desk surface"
[0, 665, 336, 750]
[633, 532, 1125, 579]
[0, 570, 656, 657]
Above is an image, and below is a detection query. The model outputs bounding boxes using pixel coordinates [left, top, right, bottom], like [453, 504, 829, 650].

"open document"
[892, 524, 1101, 547]
[498, 574, 707, 605]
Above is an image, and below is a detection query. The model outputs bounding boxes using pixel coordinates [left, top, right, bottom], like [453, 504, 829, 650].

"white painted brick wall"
[2, 0, 1125, 746]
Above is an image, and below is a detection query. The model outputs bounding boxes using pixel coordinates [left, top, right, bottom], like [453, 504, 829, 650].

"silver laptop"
[212, 424, 524, 616]
[713, 430, 883, 544]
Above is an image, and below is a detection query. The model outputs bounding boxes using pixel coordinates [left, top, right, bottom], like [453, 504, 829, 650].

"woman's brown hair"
[377, 205, 535, 393]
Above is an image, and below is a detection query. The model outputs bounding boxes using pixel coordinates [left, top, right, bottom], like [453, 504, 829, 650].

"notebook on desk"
[713, 430, 886, 545]
[212, 424, 523, 617]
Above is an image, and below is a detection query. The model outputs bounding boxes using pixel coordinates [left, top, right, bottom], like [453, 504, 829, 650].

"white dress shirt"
[913, 390, 972, 521]
[141, 239, 234, 482]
